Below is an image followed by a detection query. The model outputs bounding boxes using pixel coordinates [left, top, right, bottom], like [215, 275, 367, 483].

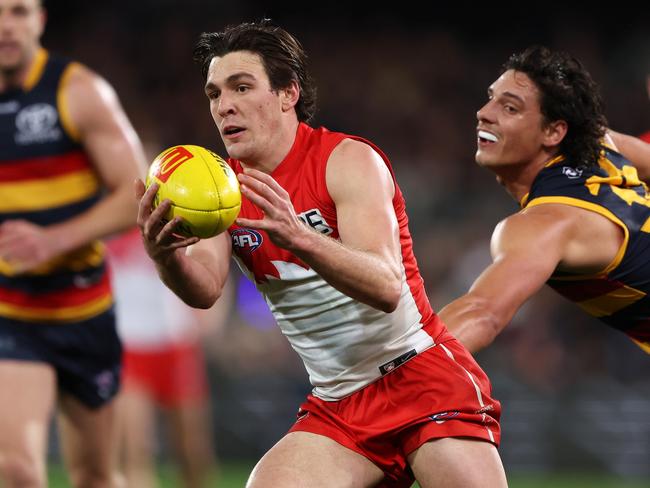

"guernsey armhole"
[57, 62, 82, 142]
[527, 196, 629, 279]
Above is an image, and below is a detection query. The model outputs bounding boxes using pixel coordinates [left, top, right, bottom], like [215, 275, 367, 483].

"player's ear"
[280, 80, 300, 113]
[543, 119, 568, 147]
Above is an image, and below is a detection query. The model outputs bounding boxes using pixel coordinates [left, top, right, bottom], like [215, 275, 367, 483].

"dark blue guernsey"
[521, 146, 650, 353]
[0, 49, 112, 323]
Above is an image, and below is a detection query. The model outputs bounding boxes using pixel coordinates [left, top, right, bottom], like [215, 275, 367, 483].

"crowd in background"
[45, 1, 650, 477]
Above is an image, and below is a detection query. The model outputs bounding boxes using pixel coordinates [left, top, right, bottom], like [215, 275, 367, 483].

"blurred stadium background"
[44, 1, 649, 486]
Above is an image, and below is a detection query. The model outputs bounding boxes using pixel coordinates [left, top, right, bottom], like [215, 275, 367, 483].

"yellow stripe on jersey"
[0, 169, 99, 212]
[575, 284, 646, 317]
[57, 62, 82, 142]
[544, 155, 565, 167]
[0, 294, 113, 323]
[525, 196, 629, 278]
[632, 339, 650, 354]
[23, 48, 48, 92]
[586, 161, 646, 197]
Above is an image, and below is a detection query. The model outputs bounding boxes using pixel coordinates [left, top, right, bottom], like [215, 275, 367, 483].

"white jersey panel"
[255, 260, 434, 400]
[110, 245, 198, 349]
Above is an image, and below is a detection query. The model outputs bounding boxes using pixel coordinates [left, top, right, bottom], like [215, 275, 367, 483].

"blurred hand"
[0, 220, 62, 273]
[135, 179, 199, 265]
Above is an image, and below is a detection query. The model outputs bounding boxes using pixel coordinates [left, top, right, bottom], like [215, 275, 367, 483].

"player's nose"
[476, 101, 494, 123]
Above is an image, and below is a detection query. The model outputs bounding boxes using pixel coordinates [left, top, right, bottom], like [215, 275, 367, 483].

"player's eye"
[236, 85, 249, 93]
[12, 6, 29, 16]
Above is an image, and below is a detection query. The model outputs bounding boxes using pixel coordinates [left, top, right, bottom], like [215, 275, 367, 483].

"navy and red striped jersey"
[0, 49, 112, 323]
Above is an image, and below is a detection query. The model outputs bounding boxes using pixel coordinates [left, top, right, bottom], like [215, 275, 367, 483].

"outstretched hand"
[135, 179, 199, 264]
[236, 168, 307, 250]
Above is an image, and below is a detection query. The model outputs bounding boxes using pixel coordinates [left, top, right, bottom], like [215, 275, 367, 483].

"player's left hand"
[0, 220, 62, 274]
[236, 168, 308, 250]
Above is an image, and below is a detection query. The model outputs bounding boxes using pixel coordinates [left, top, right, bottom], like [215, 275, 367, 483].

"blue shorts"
[0, 309, 122, 408]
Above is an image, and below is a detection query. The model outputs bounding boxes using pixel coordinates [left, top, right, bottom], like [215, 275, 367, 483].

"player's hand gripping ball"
[146, 145, 241, 238]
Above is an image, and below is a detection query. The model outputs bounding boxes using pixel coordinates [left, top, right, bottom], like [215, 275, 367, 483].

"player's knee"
[0, 453, 45, 488]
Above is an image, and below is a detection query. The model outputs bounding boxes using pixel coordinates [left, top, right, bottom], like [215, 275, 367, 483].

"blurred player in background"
[0, 0, 145, 486]
[137, 20, 507, 488]
[440, 46, 650, 358]
[108, 229, 223, 488]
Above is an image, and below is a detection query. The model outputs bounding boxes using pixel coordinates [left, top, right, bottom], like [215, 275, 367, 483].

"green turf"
[48, 462, 252, 487]
[506, 474, 650, 488]
[48, 463, 648, 488]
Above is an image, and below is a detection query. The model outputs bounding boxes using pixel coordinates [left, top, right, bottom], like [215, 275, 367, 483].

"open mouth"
[478, 130, 498, 144]
[223, 126, 245, 136]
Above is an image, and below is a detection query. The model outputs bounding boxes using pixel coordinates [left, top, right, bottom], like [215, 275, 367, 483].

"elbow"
[471, 309, 508, 352]
[377, 279, 401, 313]
[182, 290, 221, 310]
[440, 296, 509, 354]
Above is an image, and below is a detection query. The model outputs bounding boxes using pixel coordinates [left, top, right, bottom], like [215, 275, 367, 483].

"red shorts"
[289, 336, 501, 487]
[122, 342, 208, 408]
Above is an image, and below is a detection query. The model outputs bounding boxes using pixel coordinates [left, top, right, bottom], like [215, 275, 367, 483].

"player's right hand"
[135, 179, 199, 264]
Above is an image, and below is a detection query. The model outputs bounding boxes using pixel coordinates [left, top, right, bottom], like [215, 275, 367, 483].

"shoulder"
[327, 138, 387, 174]
[492, 205, 577, 254]
[326, 138, 393, 199]
[60, 63, 124, 138]
[62, 63, 117, 104]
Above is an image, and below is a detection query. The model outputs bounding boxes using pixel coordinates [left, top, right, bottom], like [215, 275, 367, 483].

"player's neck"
[497, 150, 558, 202]
[0, 48, 40, 92]
[0, 67, 24, 92]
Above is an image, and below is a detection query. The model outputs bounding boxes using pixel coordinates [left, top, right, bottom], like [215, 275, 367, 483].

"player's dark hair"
[193, 19, 317, 123]
[503, 46, 607, 168]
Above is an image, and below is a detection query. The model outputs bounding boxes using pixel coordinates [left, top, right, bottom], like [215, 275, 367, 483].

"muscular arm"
[237, 139, 402, 313]
[52, 64, 146, 247]
[439, 208, 573, 353]
[607, 130, 650, 182]
[0, 64, 145, 273]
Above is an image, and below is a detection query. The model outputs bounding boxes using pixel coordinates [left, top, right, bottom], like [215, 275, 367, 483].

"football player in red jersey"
[137, 20, 507, 488]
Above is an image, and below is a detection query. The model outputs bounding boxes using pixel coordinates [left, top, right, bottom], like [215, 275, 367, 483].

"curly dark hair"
[193, 20, 317, 123]
[503, 46, 607, 168]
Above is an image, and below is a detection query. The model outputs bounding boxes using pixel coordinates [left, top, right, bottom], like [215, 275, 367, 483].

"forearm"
[438, 296, 507, 353]
[154, 249, 224, 309]
[291, 226, 401, 313]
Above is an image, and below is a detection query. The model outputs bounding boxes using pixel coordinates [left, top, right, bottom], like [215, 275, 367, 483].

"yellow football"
[145, 145, 241, 238]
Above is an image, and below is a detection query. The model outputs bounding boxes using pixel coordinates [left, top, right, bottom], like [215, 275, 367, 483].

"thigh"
[0, 360, 56, 466]
[247, 431, 384, 488]
[408, 437, 507, 488]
